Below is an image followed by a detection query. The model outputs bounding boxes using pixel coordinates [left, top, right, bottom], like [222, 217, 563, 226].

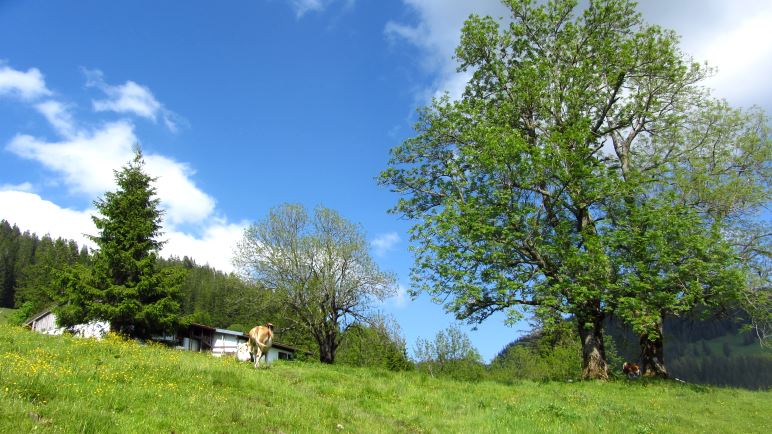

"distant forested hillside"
[605, 314, 772, 389]
[0, 220, 275, 329]
[0, 220, 90, 313]
[492, 314, 772, 389]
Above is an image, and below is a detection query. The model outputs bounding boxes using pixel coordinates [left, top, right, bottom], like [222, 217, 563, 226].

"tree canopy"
[380, 0, 770, 379]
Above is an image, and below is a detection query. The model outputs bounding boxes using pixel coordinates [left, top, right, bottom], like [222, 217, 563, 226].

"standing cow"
[247, 322, 274, 368]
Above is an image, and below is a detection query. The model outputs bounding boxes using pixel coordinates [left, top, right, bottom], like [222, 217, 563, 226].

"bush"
[7, 301, 35, 326]
[337, 318, 413, 371]
[413, 326, 485, 381]
[489, 325, 582, 382]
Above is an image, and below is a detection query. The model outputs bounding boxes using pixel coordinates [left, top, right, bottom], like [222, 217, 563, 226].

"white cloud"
[7, 121, 138, 198]
[390, 283, 410, 307]
[0, 64, 51, 100]
[0, 190, 97, 249]
[7, 120, 216, 226]
[85, 69, 181, 132]
[371, 232, 401, 256]
[385, 0, 507, 100]
[679, 4, 772, 107]
[162, 220, 248, 273]
[289, 0, 354, 18]
[292, 0, 324, 17]
[144, 155, 216, 226]
[388, 1, 772, 110]
[0, 182, 35, 193]
[0, 63, 239, 272]
[35, 100, 76, 138]
[0, 190, 245, 273]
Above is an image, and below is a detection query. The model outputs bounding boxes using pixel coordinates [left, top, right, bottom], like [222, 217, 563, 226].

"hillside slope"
[1, 324, 770, 433]
[0, 308, 15, 325]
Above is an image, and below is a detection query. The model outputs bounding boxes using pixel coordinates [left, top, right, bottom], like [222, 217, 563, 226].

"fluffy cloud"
[0, 64, 51, 100]
[85, 69, 181, 132]
[7, 123, 215, 226]
[0, 190, 97, 249]
[144, 155, 216, 226]
[162, 220, 248, 273]
[291, 0, 325, 17]
[0, 182, 34, 193]
[0, 63, 238, 272]
[8, 121, 140, 198]
[639, 0, 772, 109]
[0, 190, 245, 273]
[35, 100, 76, 138]
[390, 283, 409, 308]
[371, 232, 401, 257]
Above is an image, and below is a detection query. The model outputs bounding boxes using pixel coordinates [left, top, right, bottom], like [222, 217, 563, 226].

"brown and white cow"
[623, 362, 641, 379]
[247, 322, 274, 368]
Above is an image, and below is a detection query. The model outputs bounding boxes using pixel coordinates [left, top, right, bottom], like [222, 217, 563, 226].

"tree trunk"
[318, 335, 337, 364]
[640, 319, 668, 378]
[578, 311, 609, 380]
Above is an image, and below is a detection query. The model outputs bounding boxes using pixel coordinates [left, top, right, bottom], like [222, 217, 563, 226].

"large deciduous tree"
[234, 204, 397, 364]
[55, 149, 184, 339]
[380, 0, 768, 379]
[609, 101, 770, 376]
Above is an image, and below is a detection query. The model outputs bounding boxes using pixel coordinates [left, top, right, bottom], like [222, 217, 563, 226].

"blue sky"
[1, 0, 771, 362]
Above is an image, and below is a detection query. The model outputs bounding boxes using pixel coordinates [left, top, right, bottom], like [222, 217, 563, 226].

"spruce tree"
[56, 149, 184, 338]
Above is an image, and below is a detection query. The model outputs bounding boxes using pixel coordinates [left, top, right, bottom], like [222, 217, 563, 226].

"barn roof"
[23, 308, 54, 326]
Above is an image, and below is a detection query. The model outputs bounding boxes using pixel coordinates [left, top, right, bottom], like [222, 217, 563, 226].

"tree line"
[0, 220, 90, 315]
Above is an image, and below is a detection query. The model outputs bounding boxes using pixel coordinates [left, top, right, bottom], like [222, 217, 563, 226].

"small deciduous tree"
[234, 204, 397, 364]
[413, 326, 484, 380]
[337, 314, 412, 371]
[55, 149, 185, 339]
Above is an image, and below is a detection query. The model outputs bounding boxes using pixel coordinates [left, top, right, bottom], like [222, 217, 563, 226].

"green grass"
[702, 333, 771, 357]
[1, 324, 770, 433]
[0, 308, 16, 325]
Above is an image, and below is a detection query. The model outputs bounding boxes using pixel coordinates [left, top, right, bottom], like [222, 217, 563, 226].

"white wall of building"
[211, 331, 248, 356]
[27, 311, 109, 339]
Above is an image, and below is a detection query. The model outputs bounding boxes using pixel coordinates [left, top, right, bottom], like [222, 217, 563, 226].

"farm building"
[182, 323, 299, 362]
[24, 309, 109, 339]
[24, 309, 300, 362]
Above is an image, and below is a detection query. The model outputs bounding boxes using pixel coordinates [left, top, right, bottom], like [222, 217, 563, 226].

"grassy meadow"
[0, 308, 16, 325]
[1, 323, 770, 433]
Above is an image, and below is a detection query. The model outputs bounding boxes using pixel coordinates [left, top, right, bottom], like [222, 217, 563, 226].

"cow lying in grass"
[623, 362, 641, 379]
[247, 322, 274, 368]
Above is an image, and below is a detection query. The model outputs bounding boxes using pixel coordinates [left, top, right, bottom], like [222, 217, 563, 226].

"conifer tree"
[56, 149, 184, 338]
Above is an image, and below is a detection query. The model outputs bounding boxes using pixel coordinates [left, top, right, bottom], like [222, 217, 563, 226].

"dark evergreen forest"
[0, 219, 267, 329]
